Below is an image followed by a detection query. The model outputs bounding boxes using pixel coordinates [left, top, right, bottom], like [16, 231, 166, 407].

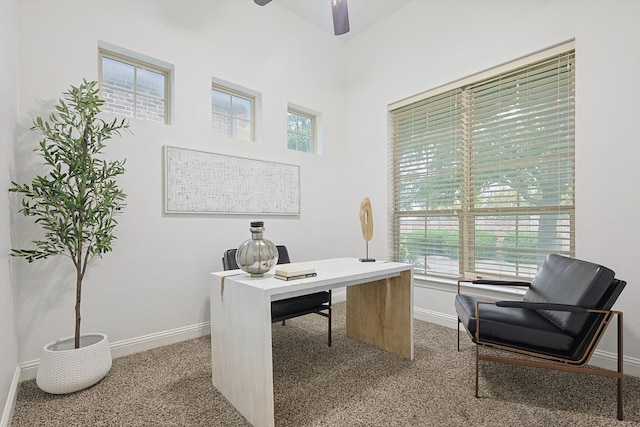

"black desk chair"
[455, 253, 626, 420]
[222, 245, 332, 346]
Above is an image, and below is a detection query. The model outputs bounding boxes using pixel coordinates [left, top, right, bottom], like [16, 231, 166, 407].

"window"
[99, 48, 170, 124]
[389, 43, 575, 280]
[287, 108, 315, 153]
[211, 84, 256, 141]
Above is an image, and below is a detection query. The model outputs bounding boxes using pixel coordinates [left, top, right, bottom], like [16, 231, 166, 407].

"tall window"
[389, 43, 575, 280]
[211, 84, 255, 141]
[287, 108, 315, 153]
[99, 49, 170, 124]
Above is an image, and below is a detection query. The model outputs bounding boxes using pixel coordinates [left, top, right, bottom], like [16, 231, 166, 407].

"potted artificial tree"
[10, 80, 129, 394]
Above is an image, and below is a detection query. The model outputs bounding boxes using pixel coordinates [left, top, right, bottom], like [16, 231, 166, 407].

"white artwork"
[164, 146, 300, 215]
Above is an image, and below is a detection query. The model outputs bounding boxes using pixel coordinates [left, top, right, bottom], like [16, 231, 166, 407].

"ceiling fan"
[254, 0, 350, 36]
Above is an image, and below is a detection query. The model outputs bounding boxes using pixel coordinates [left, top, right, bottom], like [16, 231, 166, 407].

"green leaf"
[10, 79, 132, 322]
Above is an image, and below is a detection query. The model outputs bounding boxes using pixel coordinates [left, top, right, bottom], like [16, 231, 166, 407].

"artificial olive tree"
[10, 80, 129, 349]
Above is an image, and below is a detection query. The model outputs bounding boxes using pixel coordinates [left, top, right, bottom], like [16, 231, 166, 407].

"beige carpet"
[12, 302, 640, 426]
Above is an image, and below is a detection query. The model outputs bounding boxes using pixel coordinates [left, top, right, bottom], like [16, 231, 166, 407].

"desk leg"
[346, 270, 413, 360]
[211, 275, 275, 427]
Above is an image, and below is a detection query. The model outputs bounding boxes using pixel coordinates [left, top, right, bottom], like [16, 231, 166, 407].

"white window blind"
[389, 46, 575, 280]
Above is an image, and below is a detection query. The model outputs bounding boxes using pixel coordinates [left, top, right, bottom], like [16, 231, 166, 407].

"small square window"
[99, 49, 171, 124]
[212, 86, 255, 141]
[287, 109, 315, 153]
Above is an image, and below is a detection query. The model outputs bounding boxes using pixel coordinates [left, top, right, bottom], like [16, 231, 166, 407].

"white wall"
[7, 1, 640, 410]
[0, 0, 20, 423]
[13, 0, 362, 365]
[345, 0, 640, 373]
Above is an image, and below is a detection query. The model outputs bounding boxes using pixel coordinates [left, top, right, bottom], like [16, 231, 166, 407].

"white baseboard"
[1, 366, 20, 427]
[19, 322, 212, 382]
[413, 307, 640, 378]
[332, 288, 346, 303]
[109, 322, 211, 359]
[17, 291, 349, 383]
[107, 291, 346, 359]
[591, 349, 640, 378]
[16, 299, 638, 388]
[414, 306, 457, 329]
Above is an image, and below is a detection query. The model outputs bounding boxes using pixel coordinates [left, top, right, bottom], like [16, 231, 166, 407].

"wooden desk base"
[346, 270, 413, 359]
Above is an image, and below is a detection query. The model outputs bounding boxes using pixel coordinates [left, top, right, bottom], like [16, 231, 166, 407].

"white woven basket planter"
[36, 333, 112, 394]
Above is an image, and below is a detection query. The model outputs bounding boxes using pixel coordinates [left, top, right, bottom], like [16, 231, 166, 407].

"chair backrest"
[222, 249, 238, 270]
[523, 254, 616, 335]
[568, 277, 626, 360]
[222, 245, 290, 271]
[276, 245, 290, 264]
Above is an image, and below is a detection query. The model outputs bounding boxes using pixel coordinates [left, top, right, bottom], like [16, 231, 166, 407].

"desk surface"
[213, 257, 410, 301]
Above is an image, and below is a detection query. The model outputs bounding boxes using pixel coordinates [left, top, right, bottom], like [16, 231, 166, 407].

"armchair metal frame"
[457, 276, 625, 421]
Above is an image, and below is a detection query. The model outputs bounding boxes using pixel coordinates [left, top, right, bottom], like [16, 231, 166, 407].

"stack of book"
[274, 265, 317, 281]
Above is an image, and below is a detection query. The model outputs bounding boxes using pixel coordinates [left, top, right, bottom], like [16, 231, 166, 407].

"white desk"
[210, 257, 413, 427]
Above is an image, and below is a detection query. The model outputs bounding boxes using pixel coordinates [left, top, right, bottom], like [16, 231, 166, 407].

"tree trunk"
[75, 266, 82, 349]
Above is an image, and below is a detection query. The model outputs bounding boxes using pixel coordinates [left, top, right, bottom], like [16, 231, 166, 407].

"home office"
[1, 0, 639, 425]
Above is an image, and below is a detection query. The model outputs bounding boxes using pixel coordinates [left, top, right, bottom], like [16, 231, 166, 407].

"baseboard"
[1, 366, 20, 427]
[109, 322, 211, 359]
[332, 287, 346, 303]
[17, 301, 638, 386]
[18, 291, 349, 383]
[414, 306, 457, 329]
[413, 307, 640, 378]
[591, 349, 640, 378]
[19, 322, 212, 382]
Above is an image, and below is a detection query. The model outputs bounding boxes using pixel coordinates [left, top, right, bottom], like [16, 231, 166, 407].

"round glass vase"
[235, 221, 279, 277]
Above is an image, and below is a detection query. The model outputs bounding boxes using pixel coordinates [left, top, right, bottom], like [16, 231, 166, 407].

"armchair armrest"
[473, 279, 531, 286]
[495, 301, 588, 313]
[457, 278, 531, 294]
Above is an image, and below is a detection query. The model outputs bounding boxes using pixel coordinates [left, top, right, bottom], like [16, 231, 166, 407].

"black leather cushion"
[523, 254, 615, 335]
[455, 294, 574, 351]
[271, 291, 329, 321]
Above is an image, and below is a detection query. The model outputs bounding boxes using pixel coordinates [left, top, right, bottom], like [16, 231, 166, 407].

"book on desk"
[274, 265, 316, 281]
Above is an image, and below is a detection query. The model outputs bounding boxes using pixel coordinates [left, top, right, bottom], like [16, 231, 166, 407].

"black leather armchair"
[455, 254, 626, 420]
[222, 245, 332, 346]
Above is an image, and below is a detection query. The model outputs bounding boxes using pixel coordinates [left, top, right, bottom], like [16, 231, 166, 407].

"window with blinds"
[389, 43, 575, 280]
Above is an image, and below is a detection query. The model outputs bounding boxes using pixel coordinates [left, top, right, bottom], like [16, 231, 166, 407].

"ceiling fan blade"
[331, 0, 350, 35]
[254, 0, 272, 6]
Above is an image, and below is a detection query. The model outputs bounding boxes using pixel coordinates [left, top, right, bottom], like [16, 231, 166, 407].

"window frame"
[211, 81, 259, 142]
[98, 46, 172, 124]
[388, 41, 576, 281]
[287, 103, 323, 154]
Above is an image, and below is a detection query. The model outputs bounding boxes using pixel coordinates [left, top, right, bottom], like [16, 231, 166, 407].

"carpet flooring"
[12, 302, 640, 426]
